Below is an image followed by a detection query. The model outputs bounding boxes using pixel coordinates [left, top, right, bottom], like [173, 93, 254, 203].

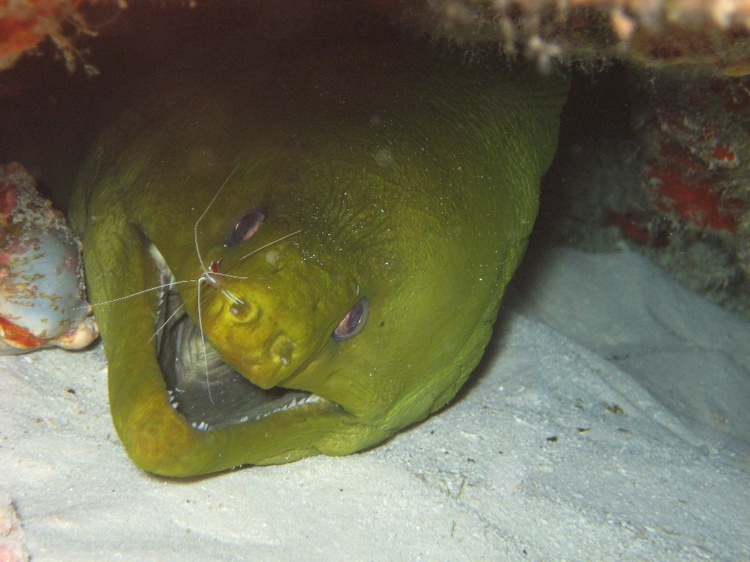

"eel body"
[70, 40, 568, 476]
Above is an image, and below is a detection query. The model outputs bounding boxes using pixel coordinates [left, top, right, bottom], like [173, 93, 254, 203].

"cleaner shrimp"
[85, 166, 301, 408]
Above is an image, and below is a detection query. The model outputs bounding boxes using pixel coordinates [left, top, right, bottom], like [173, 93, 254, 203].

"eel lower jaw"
[151, 245, 339, 431]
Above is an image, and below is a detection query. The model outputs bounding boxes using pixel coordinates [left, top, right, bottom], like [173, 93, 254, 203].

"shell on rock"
[0, 162, 97, 353]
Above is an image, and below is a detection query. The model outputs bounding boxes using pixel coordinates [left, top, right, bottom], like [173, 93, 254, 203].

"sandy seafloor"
[1, 246, 749, 561]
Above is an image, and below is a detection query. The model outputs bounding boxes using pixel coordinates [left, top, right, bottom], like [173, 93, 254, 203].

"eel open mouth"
[151, 245, 326, 431]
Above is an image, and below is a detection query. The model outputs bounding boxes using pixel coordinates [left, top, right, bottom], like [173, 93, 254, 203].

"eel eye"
[333, 297, 369, 342]
[226, 208, 265, 246]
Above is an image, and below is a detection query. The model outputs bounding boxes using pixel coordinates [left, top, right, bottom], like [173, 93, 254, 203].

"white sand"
[2, 247, 749, 561]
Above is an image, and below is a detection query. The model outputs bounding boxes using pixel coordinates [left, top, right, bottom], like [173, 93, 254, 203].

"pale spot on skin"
[374, 149, 394, 167]
[266, 249, 280, 265]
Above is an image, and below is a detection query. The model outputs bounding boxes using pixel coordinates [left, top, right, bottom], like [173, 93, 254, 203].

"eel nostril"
[271, 335, 295, 366]
[228, 300, 261, 323]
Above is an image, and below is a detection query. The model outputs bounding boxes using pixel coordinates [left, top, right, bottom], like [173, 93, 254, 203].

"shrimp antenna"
[194, 164, 240, 282]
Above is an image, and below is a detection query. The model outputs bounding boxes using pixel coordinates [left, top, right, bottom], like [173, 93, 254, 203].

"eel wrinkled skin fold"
[69, 38, 569, 477]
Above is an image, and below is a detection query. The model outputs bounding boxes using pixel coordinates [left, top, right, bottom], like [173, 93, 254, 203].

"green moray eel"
[69, 39, 568, 477]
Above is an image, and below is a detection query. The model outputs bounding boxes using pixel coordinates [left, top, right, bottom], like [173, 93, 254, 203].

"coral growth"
[0, 162, 97, 353]
[603, 69, 750, 312]
[0, 491, 27, 562]
[396, 0, 750, 72]
[0, 0, 93, 71]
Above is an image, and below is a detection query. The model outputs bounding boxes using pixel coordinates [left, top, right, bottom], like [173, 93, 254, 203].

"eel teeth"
[252, 393, 324, 421]
[191, 421, 210, 431]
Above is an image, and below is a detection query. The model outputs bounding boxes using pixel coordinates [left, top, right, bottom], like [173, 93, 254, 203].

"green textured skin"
[69, 41, 568, 477]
